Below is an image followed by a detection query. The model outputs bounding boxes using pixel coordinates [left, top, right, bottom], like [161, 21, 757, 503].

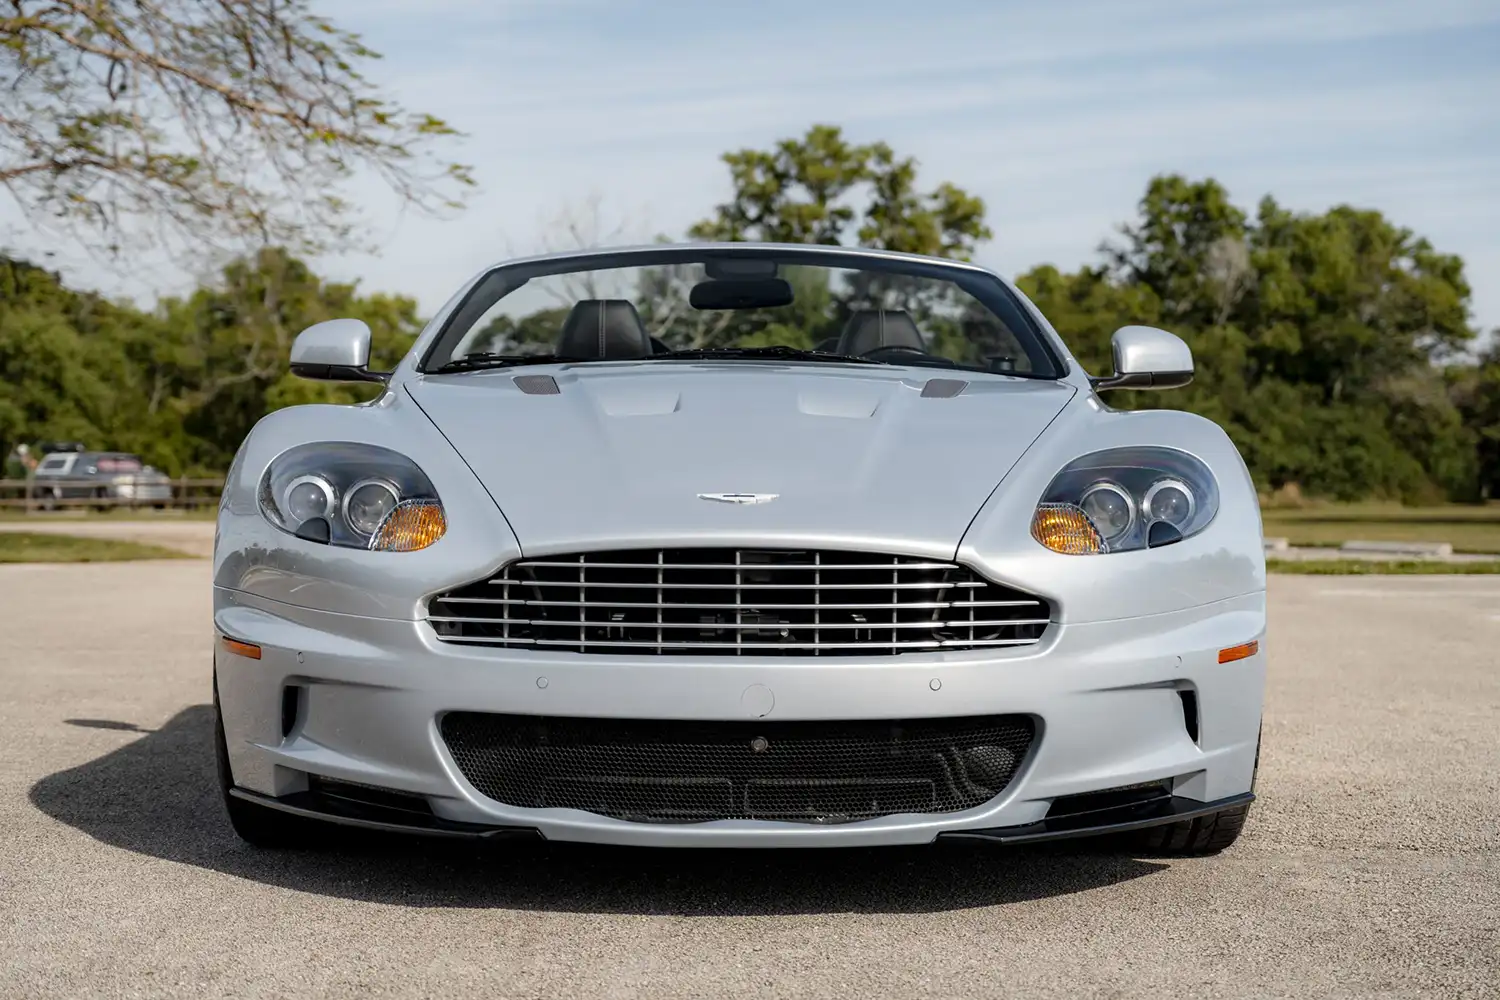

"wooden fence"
[0, 477, 225, 512]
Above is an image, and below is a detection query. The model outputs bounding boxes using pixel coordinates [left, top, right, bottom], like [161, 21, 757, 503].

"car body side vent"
[513, 374, 561, 395]
[920, 378, 968, 398]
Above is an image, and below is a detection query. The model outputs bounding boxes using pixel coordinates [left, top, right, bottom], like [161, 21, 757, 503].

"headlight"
[1031, 446, 1218, 555]
[258, 443, 446, 551]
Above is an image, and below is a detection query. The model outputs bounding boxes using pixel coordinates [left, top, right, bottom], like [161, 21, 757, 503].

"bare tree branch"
[0, 0, 475, 260]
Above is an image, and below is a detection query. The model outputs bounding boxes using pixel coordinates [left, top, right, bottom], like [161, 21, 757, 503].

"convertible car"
[212, 243, 1265, 854]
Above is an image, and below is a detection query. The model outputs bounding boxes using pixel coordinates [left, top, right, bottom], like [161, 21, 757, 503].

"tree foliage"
[1450, 343, 1500, 499]
[0, 249, 419, 474]
[689, 124, 990, 259]
[2, 124, 1497, 502]
[1021, 175, 1485, 501]
[0, 0, 472, 258]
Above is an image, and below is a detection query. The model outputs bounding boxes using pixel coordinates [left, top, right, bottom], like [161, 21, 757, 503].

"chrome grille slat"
[428, 548, 1051, 656]
[438, 636, 1042, 650]
[507, 560, 963, 571]
[482, 579, 989, 590]
[429, 616, 1052, 630]
[434, 597, 1043, 609]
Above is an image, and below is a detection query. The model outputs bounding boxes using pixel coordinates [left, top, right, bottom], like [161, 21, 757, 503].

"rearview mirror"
[1090, 325, 1193, 391]
[689, 278, 794, 311]
[289, 319, 388, 383]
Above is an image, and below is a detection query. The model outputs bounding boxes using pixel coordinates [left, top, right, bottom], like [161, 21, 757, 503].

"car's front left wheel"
[213, 674, 320, 849]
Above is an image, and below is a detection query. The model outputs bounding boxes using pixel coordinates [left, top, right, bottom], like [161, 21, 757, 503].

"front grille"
[428, 548, 1050, 655]
[440, 713, 1036, 824]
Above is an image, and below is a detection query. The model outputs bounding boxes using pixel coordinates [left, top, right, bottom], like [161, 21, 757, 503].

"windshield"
[421, 248, 1064, 378]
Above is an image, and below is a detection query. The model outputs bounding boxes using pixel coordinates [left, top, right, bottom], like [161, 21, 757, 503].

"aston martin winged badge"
[696, 493, 780, 505]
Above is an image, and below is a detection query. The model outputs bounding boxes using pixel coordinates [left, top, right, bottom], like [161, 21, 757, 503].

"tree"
[151, 247, 422, 469]
[689, 124, 991, 259]
[0, 256, 157, 469]
[0, 1, 472, 258]
[1026, 173, 1482, 501]
[1450, 341, 1500, 499]
[0, 247, 421, 474]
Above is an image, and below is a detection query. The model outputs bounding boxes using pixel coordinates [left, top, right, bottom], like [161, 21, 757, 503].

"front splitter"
[230, 787, 1254, 847]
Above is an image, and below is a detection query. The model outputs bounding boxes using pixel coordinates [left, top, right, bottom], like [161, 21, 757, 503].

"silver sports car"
[213, 243, 1265, 854]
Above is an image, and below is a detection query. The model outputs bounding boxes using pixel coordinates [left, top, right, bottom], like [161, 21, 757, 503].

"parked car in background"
[38, 441, 88, 455]
[30, 450, 173, 508]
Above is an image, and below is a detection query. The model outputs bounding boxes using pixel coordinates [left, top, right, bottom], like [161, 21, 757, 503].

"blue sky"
[8, 0, 1500, 332]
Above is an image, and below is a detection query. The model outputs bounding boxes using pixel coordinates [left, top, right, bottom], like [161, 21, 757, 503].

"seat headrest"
[835, 309, 926, 356]
[556, 300, 652, 360]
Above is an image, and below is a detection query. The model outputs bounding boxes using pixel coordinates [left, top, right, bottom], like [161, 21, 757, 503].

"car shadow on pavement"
[31, 705, 1168, 915]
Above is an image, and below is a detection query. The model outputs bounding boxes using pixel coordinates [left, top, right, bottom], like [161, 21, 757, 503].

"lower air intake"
[440, 712, 1036, 824]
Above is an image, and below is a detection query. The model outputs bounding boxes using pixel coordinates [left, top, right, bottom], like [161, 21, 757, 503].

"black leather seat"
[556, 299, 652, 359]
[835, 309, 926, 356]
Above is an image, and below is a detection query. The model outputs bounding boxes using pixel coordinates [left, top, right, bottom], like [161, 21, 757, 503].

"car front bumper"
[214, 587, 1265, 848]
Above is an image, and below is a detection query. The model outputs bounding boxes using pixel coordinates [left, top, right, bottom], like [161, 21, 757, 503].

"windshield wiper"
[430, 353, 594, 373]
[432, 345, 889, 373]
[650, 345, 884, 365]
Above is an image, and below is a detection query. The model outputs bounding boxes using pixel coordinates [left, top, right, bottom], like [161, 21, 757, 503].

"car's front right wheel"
[213, 673, 320, 849]
[1133, 726, 1260, 856]
[1133, 800, 1251, 856]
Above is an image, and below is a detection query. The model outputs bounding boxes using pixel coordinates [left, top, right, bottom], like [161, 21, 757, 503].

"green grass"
[1261, 501, 1500, 554]
[0, 532, 194, 563]
[0, 506, 217, 521]
[1267, 558, 1500, 575]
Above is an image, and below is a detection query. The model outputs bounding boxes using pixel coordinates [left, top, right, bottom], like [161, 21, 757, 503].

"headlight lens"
[259, 443, 446, 551]
[1078, 481, 1135, 544]
[1032, 447, 1218, 554]
[343, 479, 400, 535]
[1143, 477, 1195, 527]
[285, 475, 336, 522]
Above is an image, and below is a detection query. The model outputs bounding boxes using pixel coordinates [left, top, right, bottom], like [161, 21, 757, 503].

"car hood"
[405, 364, 1076, 558]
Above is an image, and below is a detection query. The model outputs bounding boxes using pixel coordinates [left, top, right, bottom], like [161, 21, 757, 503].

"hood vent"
[513, 374, 561, 395]
[920, 378, 968, 398]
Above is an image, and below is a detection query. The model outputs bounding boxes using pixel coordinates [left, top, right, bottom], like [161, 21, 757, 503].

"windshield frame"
[416, 244, 1069, 379]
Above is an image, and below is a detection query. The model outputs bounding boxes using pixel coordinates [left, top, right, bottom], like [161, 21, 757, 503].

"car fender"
[213, 388, 522, 620]
[956, 394, 1265, 624]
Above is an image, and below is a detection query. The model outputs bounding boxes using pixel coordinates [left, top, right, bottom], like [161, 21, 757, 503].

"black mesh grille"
[440, 713, 1036, 824]
[428, 548, 1050, 656]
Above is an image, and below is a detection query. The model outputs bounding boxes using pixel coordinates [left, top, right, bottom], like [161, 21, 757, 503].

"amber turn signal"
[1218, 640, 1259, 664]
[221, 636, 262, 660]
[1031, 503, 1104, 555]
[371, 500, 447, 552]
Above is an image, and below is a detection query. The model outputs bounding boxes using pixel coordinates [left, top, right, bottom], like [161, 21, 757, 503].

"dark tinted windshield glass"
[422, 249, 1063, 377]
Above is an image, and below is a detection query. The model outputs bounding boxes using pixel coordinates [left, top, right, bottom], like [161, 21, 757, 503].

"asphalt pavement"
[1, 558, 1496, 999]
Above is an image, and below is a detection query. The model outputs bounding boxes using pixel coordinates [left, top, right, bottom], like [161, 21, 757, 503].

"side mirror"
[289, 318, 389, 383]
[1090, 325, 1193, 392]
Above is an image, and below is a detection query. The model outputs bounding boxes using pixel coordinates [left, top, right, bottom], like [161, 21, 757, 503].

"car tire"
[1133, 726, 1260, 857]
[1133, 800, 1251, 856]
[91, 487, 110, 513]
[213, 674, 321, 849]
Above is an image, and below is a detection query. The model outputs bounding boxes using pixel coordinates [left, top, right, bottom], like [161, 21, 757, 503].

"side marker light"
[221, 636, 262, 660]
[1218, 640, 1259, 664]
